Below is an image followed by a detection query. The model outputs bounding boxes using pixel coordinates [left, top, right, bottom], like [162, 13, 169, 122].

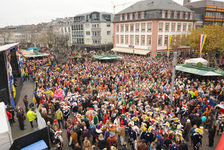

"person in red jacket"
[6, 110, 12, 121]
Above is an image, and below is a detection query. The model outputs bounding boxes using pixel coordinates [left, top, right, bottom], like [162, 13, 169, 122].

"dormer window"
[138, 12, 141, 19]
[183, 12, 186, 19]
[127, 13, 130, 20]
[165, 11, 168, 18]
[122, 14, 125, 21]
[177, 12, 180, 19]
[132, 12, 135, 20]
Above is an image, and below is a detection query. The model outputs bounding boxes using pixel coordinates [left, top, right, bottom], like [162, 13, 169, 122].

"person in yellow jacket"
[27, 108, 37, 128]
[56, 109, 64, 129]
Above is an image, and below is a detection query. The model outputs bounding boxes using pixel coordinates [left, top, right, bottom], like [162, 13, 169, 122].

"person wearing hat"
[119, 121, 126, 146]
[97, 133, 107, 150]
[107, 132, 118, 149]
[54, 129, 63, 150]
[183, 119, 191, 142]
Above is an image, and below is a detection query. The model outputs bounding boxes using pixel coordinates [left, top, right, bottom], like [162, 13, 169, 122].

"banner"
[199, 34, 207, 55]
[167, 35, 173, 52]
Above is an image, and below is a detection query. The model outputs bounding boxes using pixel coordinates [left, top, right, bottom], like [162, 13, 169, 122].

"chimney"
[183, 0, 191, 6]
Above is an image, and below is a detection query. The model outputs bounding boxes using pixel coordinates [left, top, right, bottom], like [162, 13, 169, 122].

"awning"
[23, 53, 49, 58]
[93, 55, 122, 60]
[176, 64, 224, 76]
[112, 47, 150, 55]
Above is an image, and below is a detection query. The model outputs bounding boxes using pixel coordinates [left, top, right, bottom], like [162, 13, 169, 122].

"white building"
[112, 0, 200, 57]
[71, 12, 113, 49]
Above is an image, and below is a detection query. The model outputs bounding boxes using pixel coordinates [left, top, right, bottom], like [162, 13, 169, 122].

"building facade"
[185, 0, 224, 26]
[112, 0, 199, 57]
[71, 12, 113, 50]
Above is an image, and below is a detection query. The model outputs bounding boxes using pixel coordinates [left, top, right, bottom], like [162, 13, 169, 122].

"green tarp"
[176, 64, 224, 76]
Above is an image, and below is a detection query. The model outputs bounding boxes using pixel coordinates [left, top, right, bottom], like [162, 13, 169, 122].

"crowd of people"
[9, 51, 224, 150]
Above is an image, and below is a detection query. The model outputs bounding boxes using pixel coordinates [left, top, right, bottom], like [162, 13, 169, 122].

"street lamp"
[129, 45, 134, 55]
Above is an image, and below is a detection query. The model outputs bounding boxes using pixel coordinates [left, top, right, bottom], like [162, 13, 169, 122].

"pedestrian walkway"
[11, 81, 37, 139]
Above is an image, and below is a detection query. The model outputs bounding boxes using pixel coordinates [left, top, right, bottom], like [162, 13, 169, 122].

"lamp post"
[129, 45, 134, 55]
[170, 51, 177, 104]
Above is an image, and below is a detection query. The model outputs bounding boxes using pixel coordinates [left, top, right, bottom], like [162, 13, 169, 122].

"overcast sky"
[0, 0, 220, 27]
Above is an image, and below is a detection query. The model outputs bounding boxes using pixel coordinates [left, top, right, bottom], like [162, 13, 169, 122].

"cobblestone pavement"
[11, 81, 220, 150]
[11, 81, 38, 140]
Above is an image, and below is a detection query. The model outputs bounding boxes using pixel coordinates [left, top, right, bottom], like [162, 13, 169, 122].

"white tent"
[0, 102, 13, 149]
[184, 58, 208, 65]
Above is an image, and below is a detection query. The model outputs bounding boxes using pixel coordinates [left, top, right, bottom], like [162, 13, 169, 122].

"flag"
[167, 35, 173, 52]
[199, 34, 207, 54]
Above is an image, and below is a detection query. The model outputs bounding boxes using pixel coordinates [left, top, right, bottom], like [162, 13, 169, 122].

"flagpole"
[170, 51, 177, 105]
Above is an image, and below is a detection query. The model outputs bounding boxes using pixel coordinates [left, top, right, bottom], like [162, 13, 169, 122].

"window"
[135, 35, 139, 45]
[177, 23, 181, 32]
[183, 24, 186, 31]
[125, 35, 129, 44]
[171, 23, 175, 32]
[147, 35, 152, 46]
[158, 35, 162, 46]
[177, 12, 180, 19]
[86, 31, 90, 35]
[165, 23, 170, 32]
[127, 13, 130, 20]
[141, 35, 145, 45]
[116, 35, 119, 44]
[136, 23, 139, 32]
[103, 14, 111, 21]
[164, 35, 168, 46]
[183, 12, 186, 19]
[91, 12, 100, 21]
[138, 12, 141, 19]
[130, 24, 134, 32]
[132, 12, 135, 20]
[165, 11, 168, 18]
[141, 23, 145, 32]
[147, 23, 152, 32]
[107, 31, 111, 35]
[125, 24, 129, 32]
[107, 24, 111, 27]
[130, 35, 134, 45]
[116, 25, 119, 32]
[92, 31, 101, 36]
[121, 25, 124, 32]
[188, 24, 192, 31]
[122, 14, 125, 20]
[159, 23, 163, 32]
[121, 35, 124, 44]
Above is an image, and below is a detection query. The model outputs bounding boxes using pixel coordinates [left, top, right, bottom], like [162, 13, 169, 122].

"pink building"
[112, 0, 197, 57]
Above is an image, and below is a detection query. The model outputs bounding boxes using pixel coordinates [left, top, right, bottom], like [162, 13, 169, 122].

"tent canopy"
[0, 43, 19, 53]
[112, 48, 150, 55]
[93, 55, 122, 60]
[23, 52, 49, 58]
[184, 58, 208, 65]
[176, 64, 224, 76]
